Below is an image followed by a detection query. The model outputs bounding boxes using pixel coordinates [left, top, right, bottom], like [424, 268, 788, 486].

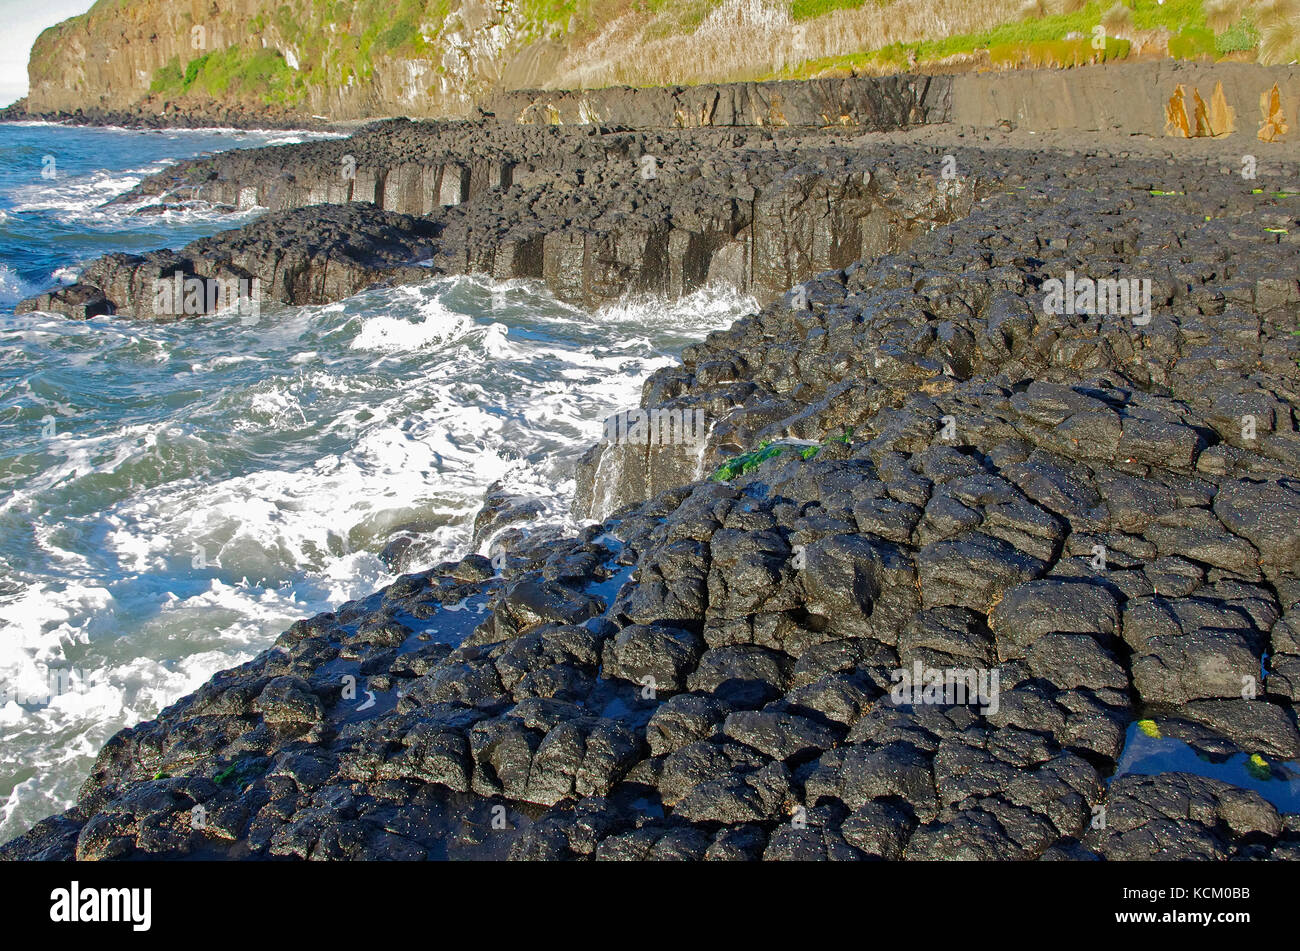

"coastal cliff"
[23, 0, 971, 123]
[19, 0, 1300, 126]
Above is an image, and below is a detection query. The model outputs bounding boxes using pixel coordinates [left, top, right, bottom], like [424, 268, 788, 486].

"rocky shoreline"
[0, 98, 346, 132]
[6, 69, 1300, 860]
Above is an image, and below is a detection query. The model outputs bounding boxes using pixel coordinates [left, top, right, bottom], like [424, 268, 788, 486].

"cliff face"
[22, 0, 1039, 123]
[25, 0, 564, 120]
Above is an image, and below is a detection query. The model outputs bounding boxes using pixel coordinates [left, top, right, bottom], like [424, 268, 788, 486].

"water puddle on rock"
[1110, 719, 1300, 811]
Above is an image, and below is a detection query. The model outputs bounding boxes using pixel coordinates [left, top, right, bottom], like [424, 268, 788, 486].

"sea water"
[0, 122, 755, 839]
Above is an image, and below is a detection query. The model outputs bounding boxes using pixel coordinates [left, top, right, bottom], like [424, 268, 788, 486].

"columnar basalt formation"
[19, 124, 971, 318]
[487, 75, 949, 130]
[575, 140, 1300, 519]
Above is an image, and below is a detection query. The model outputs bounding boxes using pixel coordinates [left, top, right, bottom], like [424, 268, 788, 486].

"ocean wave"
[0, 263, 29, 305]
[0, 275, 753, 838]
[349, 287, 482, 352]
[1, 126, 338, 231]
[10, 168, 160, 215]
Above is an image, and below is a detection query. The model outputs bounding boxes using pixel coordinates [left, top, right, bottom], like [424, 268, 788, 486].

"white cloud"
[0, 0, 99, 107]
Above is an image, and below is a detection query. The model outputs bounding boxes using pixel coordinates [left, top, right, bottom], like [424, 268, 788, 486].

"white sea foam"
[0, 264, 27, 305]
[11, 168, 161, 215]
[4, 127, 336, 229]
[0, 274, 755, 839]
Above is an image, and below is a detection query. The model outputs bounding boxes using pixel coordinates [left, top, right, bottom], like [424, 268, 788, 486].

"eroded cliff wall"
[24, 0, 564, 121]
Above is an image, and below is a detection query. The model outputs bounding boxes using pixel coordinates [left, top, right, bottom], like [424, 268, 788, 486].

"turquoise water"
[0, 122, 322, 305]
[0, 122, 754, 839]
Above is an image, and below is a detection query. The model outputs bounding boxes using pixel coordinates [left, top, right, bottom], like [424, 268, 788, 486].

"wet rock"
[722, 710, 841, 763]
[646, 693, 729, 757]
[10, 121, 1300, 863]
[15, 283, 113, 319]
[989, 578, 1121, 660]
[1087, 773, 1281, 860]
[502, 580, 603, 632]
[255, 677, 326, 725]
[800, 534, 918, 639]
[602, 624, 704, 692]
[917, 533, 1045, 613]
[1213, 479, 1300, 575]
[686, 645, 791, 707]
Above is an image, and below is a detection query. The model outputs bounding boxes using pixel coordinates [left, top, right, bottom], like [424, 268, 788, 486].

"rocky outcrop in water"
[6, 108, 1300, 860]
[17, 204, 440, 318]
[21, 122, 968, 317]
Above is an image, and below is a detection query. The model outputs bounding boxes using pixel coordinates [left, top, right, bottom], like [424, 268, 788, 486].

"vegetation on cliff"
[21, 0, 1300, 121]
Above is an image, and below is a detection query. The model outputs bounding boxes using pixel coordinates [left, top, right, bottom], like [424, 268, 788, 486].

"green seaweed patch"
[1136, 719, 1161, 738]
[214, 757, 269, 790]
[1246, 753, 1271, 781]
[710, 441, 790, 481]
[711, 429, 855, 482]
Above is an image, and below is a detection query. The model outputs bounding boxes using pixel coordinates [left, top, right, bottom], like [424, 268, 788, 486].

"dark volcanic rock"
[7, 114, 1300, 863]
[21, 121, 967, 319]
[20, 204, 439, 319]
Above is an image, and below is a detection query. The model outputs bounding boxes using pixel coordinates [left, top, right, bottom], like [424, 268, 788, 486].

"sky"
[0, 0, 98, 107]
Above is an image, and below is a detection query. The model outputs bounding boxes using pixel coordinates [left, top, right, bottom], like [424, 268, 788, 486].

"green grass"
[641, 0, 719, 39]
[518, 0, 610, 37]
[989, 35, 1130, 68]
[790, 0, 882, 21]
[1214, 17, 1259, 54]
[1169, 25, 1216, 58]
[149, 59, 183, 93]
[150, 47, 303, 106]
[771, 0, 1221, 78]
[147, 0, 460, 104]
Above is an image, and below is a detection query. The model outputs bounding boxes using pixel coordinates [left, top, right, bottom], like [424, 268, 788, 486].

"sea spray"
[0, 273, 752, 838]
